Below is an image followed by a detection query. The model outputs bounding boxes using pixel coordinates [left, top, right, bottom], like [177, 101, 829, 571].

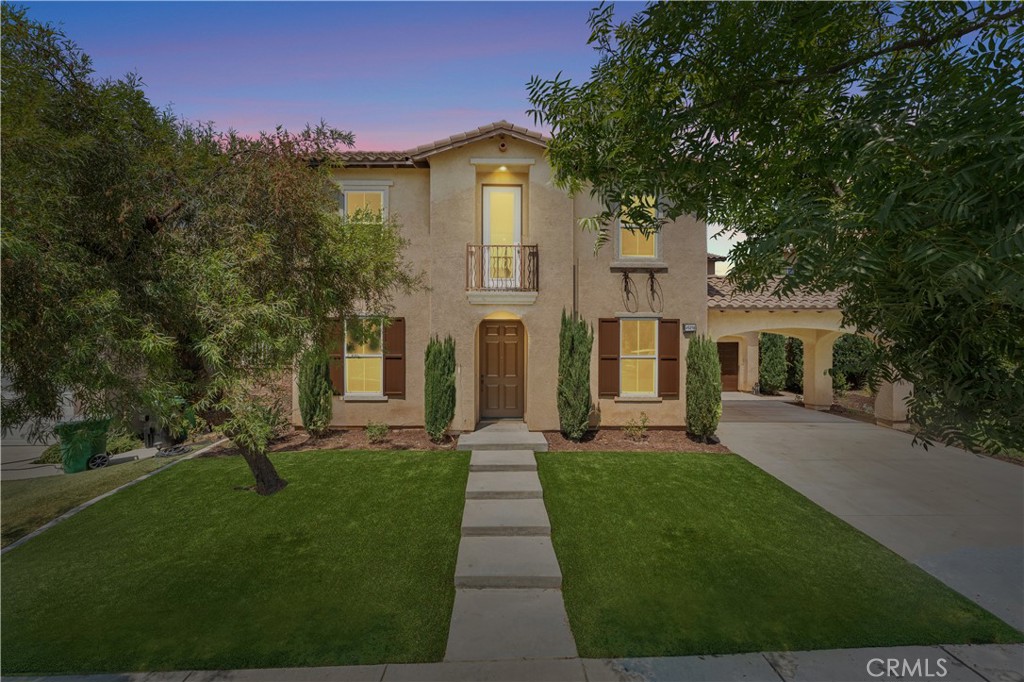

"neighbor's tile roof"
[707, 276, 840, 310]
[337, 120, 549, 167]
[707, 253, 729, 261]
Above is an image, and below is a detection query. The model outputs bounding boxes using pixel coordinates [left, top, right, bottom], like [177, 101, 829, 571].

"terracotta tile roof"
[337, 121, 549, 167]
[707, 253, 729, 261]
[707, 276, 840, 310]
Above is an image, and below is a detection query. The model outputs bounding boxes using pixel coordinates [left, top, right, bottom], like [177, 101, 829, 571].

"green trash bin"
[53, 419, 111, 473]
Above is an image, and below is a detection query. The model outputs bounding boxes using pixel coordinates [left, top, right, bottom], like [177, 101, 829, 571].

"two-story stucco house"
[293, 121, 709, 434]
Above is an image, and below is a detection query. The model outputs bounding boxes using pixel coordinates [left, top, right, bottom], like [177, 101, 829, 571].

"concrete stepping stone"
[470, 450, 536, 472]
[455, 536, 562, 588]
[465, 470, 543, 500]
[443, 588, 578, 661]
[461, 498, 551, 536]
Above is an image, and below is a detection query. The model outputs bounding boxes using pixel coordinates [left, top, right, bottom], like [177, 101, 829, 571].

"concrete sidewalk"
[4, 643, 1020, 682]
[719, 397, 1024, 631]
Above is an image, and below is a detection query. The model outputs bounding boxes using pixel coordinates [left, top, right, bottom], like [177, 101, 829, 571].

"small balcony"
[466, 244, 539, 293]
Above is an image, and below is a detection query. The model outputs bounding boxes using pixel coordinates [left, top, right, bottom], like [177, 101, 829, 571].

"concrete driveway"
[719, 396, 1024, 631]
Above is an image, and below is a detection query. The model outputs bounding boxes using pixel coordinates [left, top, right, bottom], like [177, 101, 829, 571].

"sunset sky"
[23, 1, 739, 256]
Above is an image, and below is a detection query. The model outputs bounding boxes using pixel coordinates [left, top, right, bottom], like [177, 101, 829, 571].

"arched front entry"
[478, 313, 526, 420]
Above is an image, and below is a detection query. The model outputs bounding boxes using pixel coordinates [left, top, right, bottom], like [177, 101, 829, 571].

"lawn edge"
[1, 439, 228, 556]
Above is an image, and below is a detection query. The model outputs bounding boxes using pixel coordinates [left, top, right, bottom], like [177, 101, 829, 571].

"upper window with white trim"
[339, 182, 391, 221]
[618, 196, 659, 259]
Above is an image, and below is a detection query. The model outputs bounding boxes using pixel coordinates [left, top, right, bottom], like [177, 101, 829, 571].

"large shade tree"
[529, 2, 1023, 453]
[1, 7, 417, 493]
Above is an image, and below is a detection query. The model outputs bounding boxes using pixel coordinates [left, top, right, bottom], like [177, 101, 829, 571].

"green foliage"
[366, 421, 389, 444]
[528, 2, 1024, 453]
[685, 335, 722, 440]
[0, 8, 417, 488]
[832, 335, 878, 391]
[758, 334, 787, 395]
[424, 336, 456, 443]
[298, 345, 333, 438]
[557, 310, 594, 441]
[785, 338, 804, 393]
[623, 412, 649, 442]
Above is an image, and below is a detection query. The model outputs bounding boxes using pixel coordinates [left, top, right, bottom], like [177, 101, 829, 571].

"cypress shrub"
[298, 345, 333, 437]
[759, 332, 787, 394]
[785, 337, 804, 393]
[557, 309, 593, 441]
[833, 334, 877, 390]
[686, 334, 722, 441]
[425, 335, 456, 442]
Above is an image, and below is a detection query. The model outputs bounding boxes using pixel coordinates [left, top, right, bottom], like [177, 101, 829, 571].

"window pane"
[346, 191, 383, 217]
[621, 319, 657, 356]
[621, 358, 656, 395]
[620, 226, 656, 257]
[487, 191, 517, 246]
[346, 321, 382, 355]
[345, 357, 383, 394]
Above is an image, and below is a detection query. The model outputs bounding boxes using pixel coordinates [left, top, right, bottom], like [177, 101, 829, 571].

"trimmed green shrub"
[759, 333, 787, 395]
[425, 335, 456, 442]
[833, 334, 877, 390]
[298, 345, 333, 438]
[785, 337, 804, 393]
[685, 334, 722, 441]
[557, 310, 594, 441]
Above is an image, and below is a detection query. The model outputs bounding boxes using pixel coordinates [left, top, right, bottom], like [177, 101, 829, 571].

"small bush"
[557, 310, 594, 441]
[425, 335, 456, 442]
[685, 334, 722, 441]
[759, 333, 787, 394]
[366, 420, 389, 444]
[785, 337, 804, 393]
[833, 334, 877, 390]
[298, 344, 333, 437]
[624, 412, 649, 441]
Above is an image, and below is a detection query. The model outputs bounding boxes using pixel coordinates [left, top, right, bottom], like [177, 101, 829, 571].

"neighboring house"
[296, 121, 708, 433]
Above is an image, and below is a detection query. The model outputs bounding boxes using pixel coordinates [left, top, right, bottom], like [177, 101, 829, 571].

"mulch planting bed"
[200, 427, 457, 457]
[544, 429, 730, 453]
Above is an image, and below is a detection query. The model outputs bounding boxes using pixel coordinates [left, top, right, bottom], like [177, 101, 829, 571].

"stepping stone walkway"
[445, 446, 578, 662]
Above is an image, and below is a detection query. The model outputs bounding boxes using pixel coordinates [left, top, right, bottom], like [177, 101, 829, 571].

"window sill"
[467, 290, 538, 305]
[342, 395, 388, 403]
[613, 396, 663, 403]
[610, 260, 668, 273]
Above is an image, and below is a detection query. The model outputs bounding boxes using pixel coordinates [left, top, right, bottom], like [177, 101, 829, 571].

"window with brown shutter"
[598, 318, 620, 398]
[327, 320, 344, 395]
[383, 317, 406, 399]
[658, 319, 680, 399]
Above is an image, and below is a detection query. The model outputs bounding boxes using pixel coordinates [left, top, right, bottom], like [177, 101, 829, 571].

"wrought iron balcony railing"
[466, 244, 539, 292]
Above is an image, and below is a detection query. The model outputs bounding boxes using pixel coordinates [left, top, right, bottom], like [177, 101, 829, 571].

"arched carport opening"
[706, 277, 910, 422]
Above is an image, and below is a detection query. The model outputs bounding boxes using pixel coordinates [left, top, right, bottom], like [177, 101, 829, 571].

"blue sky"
[23, 1, 737, 257]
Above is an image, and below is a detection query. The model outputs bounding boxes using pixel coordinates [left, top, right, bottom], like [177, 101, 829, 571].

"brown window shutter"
[383, 317, 406, 399]
[659, 319, 680, 399]
[327, 320, 344, 395]
[598, 318, 620, 398]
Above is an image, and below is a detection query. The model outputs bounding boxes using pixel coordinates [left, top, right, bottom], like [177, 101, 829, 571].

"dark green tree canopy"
[529, 2, 1023, 452]
[2, 7, 417, 491]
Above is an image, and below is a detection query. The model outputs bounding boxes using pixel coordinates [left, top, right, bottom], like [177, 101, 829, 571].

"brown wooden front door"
[717, 342, 740, 392]
[480, 321, 524, 419]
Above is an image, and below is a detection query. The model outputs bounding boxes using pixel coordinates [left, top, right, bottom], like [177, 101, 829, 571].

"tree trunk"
[239, 445, 288, 496]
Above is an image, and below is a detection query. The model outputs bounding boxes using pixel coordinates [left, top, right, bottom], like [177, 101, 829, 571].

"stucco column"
[875, 379, 912, 425]
[803, 331, 840, 410]
[740, 332, 759, 391]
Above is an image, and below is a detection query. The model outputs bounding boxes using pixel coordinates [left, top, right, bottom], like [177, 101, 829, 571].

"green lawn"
[2, 456, 181, 548]
[1, 450, 469, 674]
[537, 451, 1022, 658]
